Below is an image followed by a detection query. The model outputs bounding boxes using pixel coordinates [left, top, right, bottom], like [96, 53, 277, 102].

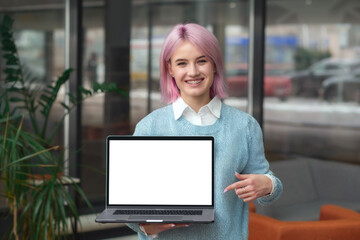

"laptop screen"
[107, 136, 213, 206]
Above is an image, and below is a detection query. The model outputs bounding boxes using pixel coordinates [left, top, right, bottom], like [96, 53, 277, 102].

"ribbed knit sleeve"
[243, 115, 283, 205]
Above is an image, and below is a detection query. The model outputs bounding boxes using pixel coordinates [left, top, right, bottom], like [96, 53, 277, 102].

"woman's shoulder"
[133, 105, 173, 135]
[221, 103, 255, 122]
[221, 103, 262, 137]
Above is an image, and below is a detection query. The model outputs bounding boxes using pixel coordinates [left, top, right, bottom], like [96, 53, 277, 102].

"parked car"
[320, 68, 360, 103]
[290, 58, 360, 97]
[226, 67, 292, 100]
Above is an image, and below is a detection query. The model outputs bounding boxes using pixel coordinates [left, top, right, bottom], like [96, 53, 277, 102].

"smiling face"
[168, 41, 215, 108]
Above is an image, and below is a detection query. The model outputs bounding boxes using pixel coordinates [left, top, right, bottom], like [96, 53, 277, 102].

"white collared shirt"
[173, 96, 222, 126]
[172, 97, 276, 195]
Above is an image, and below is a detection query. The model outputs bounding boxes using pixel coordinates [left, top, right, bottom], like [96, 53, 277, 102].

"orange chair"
[248, 202, 360, 240]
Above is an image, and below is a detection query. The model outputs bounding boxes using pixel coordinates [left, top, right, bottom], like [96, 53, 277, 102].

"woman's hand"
[224, 172, 272, 202]
[139, 223, 189, 235]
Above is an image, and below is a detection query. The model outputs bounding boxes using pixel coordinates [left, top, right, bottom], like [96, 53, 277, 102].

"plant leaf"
[60, 102, 70, 111]
[38, 68, 73, 118]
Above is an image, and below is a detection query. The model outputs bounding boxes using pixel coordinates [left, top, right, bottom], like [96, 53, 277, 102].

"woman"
[127, 23, 282, 239]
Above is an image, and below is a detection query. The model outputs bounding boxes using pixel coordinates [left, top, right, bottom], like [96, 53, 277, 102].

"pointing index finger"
[224, 172, 247, 193]
[223, 182, 237, 193]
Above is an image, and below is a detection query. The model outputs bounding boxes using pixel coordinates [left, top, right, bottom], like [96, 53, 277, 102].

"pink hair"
[160, 23, 227, 104]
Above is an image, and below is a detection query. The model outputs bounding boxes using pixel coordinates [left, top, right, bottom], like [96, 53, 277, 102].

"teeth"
[187, 80, 202, 84]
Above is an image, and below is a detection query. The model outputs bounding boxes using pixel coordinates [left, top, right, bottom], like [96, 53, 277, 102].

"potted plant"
[0, 114, 75, 240]
[0, 14, 125, 239]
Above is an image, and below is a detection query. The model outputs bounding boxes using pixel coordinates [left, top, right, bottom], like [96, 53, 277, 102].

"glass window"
[264, 0, 360, 164]
[224, 21, 250, 109]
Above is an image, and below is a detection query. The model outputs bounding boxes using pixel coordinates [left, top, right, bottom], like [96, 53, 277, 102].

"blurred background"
[1, 0, 360, 239]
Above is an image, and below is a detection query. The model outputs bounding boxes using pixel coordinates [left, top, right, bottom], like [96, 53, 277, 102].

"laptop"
[95, 135, 215, 223]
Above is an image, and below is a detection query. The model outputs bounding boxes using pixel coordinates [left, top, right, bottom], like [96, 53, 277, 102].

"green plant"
[0, 114, 79, 240]
[0, 14, 125, 239]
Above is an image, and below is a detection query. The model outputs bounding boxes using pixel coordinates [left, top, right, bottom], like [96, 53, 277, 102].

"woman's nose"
[188, 63, 200, 76]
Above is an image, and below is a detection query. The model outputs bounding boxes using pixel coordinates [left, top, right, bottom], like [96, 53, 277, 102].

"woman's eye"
[177, 62, 186, 66]
[198, 59, 207, 64]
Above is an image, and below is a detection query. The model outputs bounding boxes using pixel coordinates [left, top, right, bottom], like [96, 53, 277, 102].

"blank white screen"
[108, 140, 212, 205]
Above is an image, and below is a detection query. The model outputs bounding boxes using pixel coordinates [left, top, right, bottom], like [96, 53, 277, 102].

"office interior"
[1, 0, 360, 239]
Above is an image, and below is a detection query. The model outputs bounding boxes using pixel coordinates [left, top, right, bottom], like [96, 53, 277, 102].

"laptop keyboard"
[114, 210, 203, 215]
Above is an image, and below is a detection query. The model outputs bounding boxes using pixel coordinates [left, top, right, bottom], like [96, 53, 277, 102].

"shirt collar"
[207, 96, 222, 118]
[173, 97, 222, 120]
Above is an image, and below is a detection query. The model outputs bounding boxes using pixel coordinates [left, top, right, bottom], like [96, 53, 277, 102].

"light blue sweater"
[127, 103, 283, 240]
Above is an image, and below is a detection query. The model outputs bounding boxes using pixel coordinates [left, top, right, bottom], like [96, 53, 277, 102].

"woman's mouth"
[186, 78, 203, 84]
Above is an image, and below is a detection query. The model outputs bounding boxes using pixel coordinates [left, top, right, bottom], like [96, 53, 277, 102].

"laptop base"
[95, 208, 214, 223]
